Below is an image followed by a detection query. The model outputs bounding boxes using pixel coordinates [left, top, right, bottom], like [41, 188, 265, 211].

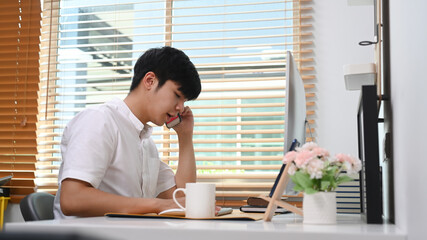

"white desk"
[5, 214, 405, 240]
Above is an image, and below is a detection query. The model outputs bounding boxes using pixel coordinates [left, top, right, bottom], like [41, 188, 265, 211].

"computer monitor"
[248, 51, 307, 200]
[246, 52, 307, 204]
[284, 51, 307, 155]
[282, 51, 307, 194]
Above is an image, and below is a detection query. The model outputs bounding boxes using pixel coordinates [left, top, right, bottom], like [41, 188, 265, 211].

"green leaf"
[290, 175, 304, 192]
[293, 171, 313, 189]
[305, 187, 318, 194]
[293, 184, 304, 192]
[330, 165, 339, 173]
[337, 175, 353, 185]
[321, 180, 331, 191]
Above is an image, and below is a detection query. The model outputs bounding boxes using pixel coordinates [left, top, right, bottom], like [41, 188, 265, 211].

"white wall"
[311, 0, 374, 156]
[389, 1, 427, 239]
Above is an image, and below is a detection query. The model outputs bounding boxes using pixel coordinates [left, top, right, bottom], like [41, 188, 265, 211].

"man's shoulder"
[67, 103, 119, 129]
[79, 102, 119, 118]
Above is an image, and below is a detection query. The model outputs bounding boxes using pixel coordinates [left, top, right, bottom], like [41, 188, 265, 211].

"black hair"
[130, 46, 201, 100]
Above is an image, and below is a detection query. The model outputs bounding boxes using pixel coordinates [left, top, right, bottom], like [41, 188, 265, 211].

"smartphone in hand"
[165, 114, 181, 128]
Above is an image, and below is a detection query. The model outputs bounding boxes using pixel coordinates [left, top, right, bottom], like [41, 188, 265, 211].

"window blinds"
[0, 0, 41, 203]
[38, 0, 317, 207]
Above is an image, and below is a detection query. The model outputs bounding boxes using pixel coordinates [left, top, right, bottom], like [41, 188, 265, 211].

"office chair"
[20, 192, 55, 221]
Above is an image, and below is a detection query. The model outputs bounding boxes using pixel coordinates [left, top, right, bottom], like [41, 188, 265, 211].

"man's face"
[148, 79, 186, 126]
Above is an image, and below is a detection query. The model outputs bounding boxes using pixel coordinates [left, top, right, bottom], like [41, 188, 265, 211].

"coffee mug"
[172, 183, 216, 218]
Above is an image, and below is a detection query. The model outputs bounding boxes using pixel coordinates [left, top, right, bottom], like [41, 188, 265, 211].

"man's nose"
[176, 99, 184, 113]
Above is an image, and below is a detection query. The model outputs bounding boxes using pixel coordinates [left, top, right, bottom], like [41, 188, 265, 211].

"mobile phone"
[165, 114, 182, 128]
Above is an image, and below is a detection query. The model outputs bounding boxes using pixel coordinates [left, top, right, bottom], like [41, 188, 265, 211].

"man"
[53, 46, 201, 219]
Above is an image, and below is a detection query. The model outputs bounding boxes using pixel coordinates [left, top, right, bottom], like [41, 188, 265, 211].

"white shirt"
[53, 98, 176, 219]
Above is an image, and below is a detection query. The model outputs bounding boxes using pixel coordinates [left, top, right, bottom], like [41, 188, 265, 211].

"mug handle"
[172, 188, 186, 210]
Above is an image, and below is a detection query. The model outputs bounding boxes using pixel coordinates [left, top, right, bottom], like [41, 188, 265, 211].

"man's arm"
[170, 106, 197, 189]
[60, 178, 180, 217]
[157, 131, 195, 199]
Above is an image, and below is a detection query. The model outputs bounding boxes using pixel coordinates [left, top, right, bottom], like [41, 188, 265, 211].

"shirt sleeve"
[155, 161, 176, 196]
[59, 108, 117, 188]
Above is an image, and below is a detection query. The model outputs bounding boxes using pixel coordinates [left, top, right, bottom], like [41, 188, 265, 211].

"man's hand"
[172, 106, 194, 138]
[215, 206, 222, 215]
[171, 106, 197, 189]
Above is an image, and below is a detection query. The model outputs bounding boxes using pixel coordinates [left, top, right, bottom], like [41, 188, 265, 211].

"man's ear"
[142, 72, 157, 90]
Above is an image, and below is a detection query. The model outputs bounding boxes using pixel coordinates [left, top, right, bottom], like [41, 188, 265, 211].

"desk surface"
[5, 214, 405, 240]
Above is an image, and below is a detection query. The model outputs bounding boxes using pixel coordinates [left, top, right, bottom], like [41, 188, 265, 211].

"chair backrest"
[20, 192, 55, 221]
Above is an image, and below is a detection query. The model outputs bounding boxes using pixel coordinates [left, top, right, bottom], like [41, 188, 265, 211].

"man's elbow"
[60, 190, 80, 216]
[59, 178, 89, 216]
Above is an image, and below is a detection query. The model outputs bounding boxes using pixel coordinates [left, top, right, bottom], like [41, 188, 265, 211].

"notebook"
[105, 209, 264, 221]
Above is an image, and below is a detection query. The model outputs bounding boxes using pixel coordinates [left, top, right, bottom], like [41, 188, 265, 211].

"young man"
[53, 46, 202, 219]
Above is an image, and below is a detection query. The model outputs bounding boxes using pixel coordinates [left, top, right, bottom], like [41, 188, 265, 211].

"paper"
[159, 208, 185, 216]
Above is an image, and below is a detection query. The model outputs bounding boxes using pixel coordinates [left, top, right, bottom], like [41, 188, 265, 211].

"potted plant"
[283, 142, 362, 224]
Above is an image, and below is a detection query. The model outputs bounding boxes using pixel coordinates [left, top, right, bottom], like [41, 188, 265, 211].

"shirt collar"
[108, 98, 153, 140]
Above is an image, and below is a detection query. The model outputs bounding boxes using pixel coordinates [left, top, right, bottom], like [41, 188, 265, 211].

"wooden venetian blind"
[0, 0, 41, 203]
[37, 0, 316, 207]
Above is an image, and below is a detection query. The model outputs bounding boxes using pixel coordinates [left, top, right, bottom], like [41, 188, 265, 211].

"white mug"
[172, 183, 216, 219]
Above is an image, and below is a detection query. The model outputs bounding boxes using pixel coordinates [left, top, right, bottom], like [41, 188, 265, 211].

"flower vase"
[303, 192, 337, 224]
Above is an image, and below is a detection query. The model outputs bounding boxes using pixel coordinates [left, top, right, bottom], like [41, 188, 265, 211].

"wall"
[389, 1, 427, 239]
[311, 1, 374, 156]
[4, 204, 23, 223]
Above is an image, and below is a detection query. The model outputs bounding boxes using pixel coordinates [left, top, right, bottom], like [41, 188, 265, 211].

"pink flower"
[288, 164, 297, 175]
[335, 153, 354, 164]
[284, 143, 362, 193]
[297, 142, 318, 152]
[283, 151, 297, 164]
[306, 158, 324, 179]
[334, 153, 362, 175]
[294, 150, 315, 168]
[312, 147, 330, 159]
[334, 153, 350, 163]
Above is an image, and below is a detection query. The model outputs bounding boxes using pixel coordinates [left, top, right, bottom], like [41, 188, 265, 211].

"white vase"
[303, 192, 337, 224]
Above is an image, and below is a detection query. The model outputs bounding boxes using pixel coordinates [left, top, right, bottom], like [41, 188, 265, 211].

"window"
[38, 0, 318, 207]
